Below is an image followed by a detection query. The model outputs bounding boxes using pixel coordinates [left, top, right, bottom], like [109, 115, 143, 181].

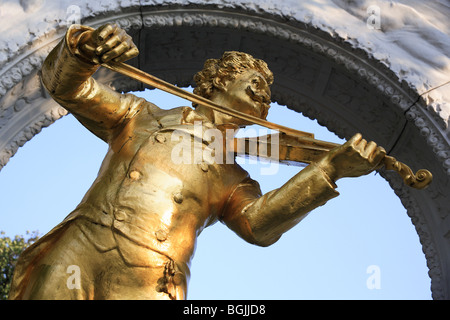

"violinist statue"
[9, 23, 394, 300]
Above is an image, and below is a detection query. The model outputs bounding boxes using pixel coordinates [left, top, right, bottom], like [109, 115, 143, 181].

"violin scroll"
[383, 155, 433, 189]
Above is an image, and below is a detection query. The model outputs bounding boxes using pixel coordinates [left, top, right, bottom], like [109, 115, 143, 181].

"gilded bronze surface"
[8, 23, 422, 300]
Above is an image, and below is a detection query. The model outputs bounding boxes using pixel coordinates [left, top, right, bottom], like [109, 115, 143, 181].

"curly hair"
[193, 51, 274, 118]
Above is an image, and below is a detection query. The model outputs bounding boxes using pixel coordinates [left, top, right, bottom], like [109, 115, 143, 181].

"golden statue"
[8, 24, 431, 300]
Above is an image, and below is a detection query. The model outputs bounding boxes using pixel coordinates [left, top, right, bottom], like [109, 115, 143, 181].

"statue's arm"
[221, 163, 339, 247]
[41, 24, 154, 142]
[221, 134, 386, 247]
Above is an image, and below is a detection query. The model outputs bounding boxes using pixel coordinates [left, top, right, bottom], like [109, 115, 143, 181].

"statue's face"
[212, 69, 271, 125]
[225, 69, 271, 117]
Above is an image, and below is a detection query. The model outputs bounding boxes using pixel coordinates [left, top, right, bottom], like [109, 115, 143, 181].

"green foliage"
[0, 230, 39, 300]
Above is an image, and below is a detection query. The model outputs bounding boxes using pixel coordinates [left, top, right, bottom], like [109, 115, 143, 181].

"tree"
[0, 231, 39, 300]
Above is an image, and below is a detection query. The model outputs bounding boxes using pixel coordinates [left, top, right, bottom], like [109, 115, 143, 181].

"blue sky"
[0, 87, 431, 299]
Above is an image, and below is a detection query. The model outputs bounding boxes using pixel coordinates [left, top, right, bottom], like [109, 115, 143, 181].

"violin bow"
[102, 61, 315, 139]
[101, 61, 433, 189]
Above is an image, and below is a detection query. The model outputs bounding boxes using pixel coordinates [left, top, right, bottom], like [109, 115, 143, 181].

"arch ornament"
[0, 0, 449, 299]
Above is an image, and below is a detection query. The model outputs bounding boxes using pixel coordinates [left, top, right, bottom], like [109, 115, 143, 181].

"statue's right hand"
[78, 23, 139, 64]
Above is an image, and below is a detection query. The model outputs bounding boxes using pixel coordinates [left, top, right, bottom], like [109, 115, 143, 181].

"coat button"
[114, 210, 127, 221]
[155, 229, 168, 241]
[155, 133, 166, 143]
[173, 192, 183, 204]
[129, 170, 141, 180]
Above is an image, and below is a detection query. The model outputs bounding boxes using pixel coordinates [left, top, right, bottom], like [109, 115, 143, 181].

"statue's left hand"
[78, 23, 139, 64]
[315, 133, 386, 182]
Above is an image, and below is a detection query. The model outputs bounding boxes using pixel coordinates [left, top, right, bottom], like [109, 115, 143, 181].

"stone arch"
[0, 1, 449, 299]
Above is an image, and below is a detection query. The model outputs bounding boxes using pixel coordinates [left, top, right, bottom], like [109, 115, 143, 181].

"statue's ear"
[212, 76, 228, 92]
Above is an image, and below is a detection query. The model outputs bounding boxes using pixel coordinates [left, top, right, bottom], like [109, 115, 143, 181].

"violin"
[232, 133, 432, 189]
[102, 61, 433, 190]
